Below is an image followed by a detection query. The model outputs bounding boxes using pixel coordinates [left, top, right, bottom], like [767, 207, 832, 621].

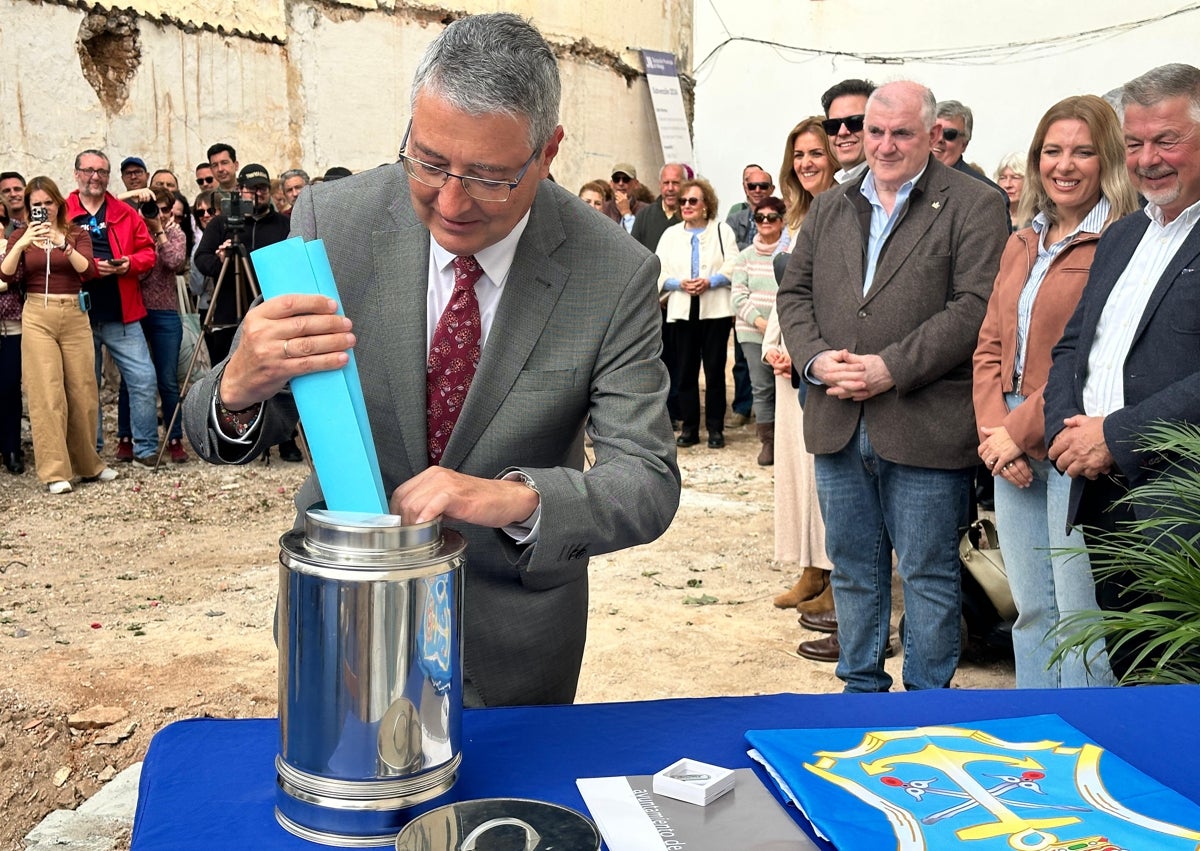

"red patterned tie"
[427, 255, 483, 465]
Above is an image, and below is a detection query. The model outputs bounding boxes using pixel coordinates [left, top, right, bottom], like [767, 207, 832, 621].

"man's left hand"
[1049, 415, 1113, 479]
[390, 467, 539, 528]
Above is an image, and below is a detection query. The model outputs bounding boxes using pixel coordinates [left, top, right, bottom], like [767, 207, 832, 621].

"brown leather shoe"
[796, 634, 840, 662]
[796, 582, 834, 615]
[772, 567, 827, 609]
[796, 633, 896, 663]
[799, 607, 838, 633]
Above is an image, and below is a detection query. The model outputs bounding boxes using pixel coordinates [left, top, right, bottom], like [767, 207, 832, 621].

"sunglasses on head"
[753, 212, 782, 224]
[940, 127, 964, 142]
[746, 182, 772, 191]
[821, 114, 865, 136]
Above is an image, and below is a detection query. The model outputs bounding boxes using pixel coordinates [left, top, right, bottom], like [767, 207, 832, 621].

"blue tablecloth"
[130, 686, 1200, 850]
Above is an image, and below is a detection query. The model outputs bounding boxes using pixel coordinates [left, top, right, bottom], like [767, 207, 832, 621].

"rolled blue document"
[251, 237, 388, 513]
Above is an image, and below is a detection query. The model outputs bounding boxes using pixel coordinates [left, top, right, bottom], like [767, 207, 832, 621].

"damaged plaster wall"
[0, 0, 691, 195]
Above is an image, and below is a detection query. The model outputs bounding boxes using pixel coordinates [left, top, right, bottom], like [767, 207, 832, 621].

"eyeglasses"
[746, 182, 772, 191]
[821, 114, 865, 136]
[940, 127, 964, 142]
[753, 213, 782, 223]
[679, 197, 704, 207]
[611, 174, 632, 184]
[158, 206, 173, 216]
[197, 176, 215, 186]
[124, 168, 147, 176]
[398, 120, 539, 203]
[195, 207, 214, 218]
[76, 167, 110, 178]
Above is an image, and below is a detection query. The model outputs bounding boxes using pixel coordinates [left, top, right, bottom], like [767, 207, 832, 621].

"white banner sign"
[640, 50, 694, 166]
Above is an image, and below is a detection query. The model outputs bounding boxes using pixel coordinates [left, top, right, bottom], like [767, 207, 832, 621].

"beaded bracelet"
[214, 367, 262, 438]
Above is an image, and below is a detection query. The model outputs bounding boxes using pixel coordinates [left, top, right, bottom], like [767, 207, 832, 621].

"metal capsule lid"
[304, 508, 442, 556]
[394, 798, 600, 851]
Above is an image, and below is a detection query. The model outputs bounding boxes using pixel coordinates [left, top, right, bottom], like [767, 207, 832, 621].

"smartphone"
[78, 291, 91, 312]
[30, 206, 49, 225]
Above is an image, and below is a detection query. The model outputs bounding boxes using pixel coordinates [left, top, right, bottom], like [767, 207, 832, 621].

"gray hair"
[868, 81, 937, 131]
[410, 13, 561, 152]
[1122, 63, 1200, 121]
[659, 162, 686, 182]
[993, 151, 1025, 180]
[935, 100, 974, 141]
[280, 168, 310, 185]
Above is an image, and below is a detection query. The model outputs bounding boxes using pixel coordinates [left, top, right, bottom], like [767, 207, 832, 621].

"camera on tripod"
[220, 188, 254, 232]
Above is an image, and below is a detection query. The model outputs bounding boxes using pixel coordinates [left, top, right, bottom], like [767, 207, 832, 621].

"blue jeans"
[814, 419, 970, 692]
[993, 394, 1115, 688]
[118, 310, 182, 442]
[94, 320, 159, 458]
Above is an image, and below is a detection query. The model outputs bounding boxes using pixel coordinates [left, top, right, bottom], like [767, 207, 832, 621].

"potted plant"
[1052, 421, 1200, 684]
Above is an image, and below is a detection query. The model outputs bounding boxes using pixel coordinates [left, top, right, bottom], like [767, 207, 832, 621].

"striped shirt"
[1015, 198, 1111, 380]
[1083, 197, 1200, 415]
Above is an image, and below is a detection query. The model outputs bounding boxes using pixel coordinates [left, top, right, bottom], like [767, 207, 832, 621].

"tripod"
[156, 232, 262, 470]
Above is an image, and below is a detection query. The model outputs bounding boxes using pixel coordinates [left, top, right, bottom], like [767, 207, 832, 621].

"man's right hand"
[614, 190, 632, 216]
[217, 294, 355, 410]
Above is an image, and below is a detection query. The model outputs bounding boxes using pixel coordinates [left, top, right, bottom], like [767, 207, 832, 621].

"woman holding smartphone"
[0, 176, 116, 494]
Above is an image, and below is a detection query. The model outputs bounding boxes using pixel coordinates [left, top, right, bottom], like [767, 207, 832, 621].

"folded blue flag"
[746, 714, 1200, 850]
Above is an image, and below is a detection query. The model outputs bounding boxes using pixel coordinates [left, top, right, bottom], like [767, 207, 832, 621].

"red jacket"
[66, 190, 156, 324]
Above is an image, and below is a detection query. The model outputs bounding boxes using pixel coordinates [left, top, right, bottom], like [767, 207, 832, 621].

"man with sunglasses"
[183, 12, 680, 707]
[195, 163, 216, 191]
[602, 162, 646, 232]
[727, 168, 775, 251]
[933, 100, 1011, 231]
[821, 79, 875, 184]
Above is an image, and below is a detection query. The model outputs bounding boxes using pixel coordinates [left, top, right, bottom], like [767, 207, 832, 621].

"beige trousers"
[21, 295, 105, 483]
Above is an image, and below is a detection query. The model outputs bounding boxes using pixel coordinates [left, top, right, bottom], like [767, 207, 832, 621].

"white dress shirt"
[1083, 198, 1200, 416]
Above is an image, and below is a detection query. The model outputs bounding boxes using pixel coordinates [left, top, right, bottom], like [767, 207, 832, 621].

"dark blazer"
[776, 156, 1008, 469]
[1044, 209, 1200, 523]
[183, 165, 681, 707]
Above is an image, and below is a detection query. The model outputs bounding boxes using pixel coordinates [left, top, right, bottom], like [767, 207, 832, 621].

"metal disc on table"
[395, 797, 601, 851]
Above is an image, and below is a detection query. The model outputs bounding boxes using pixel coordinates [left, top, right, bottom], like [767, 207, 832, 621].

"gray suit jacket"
[183, 164, 680, 706]
[776, 156, 1008, 469]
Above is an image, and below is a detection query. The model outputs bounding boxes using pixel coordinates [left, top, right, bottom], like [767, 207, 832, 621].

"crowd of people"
[3, 14, 1198, 700]
[0, 150, 356, 492]
[572, 62, 1200, 694]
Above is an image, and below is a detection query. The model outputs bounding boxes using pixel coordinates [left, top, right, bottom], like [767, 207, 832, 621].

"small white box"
[652, 758, 736, 806]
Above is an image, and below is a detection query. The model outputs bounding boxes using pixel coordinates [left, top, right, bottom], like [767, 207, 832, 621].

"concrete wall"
[693, 0, 1200, 216]
[0, 0, 689, 197]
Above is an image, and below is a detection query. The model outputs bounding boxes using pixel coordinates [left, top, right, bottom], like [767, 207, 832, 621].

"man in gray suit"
[183, 12, 680, 707]
[777, 81, 1007, 693]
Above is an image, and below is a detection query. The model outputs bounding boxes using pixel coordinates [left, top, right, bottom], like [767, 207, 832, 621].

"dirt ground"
[0, 400, 1014, 850]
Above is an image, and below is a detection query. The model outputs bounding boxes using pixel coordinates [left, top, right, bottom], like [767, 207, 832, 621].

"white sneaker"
[48, 480, 73, 494]
[94, 467, 120, 483]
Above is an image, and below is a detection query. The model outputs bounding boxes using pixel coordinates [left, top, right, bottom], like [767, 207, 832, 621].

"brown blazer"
[777, 156, 1008, 469]
[972, 227, 1100, 460]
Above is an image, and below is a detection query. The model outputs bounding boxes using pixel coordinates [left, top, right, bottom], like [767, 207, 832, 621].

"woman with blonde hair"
[768, 120, 840, 638]
[973, 94, 1138, 688]
[778, 118, 837, 248]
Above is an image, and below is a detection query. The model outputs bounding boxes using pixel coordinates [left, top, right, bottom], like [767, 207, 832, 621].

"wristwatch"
[511, 471, 540, 498]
